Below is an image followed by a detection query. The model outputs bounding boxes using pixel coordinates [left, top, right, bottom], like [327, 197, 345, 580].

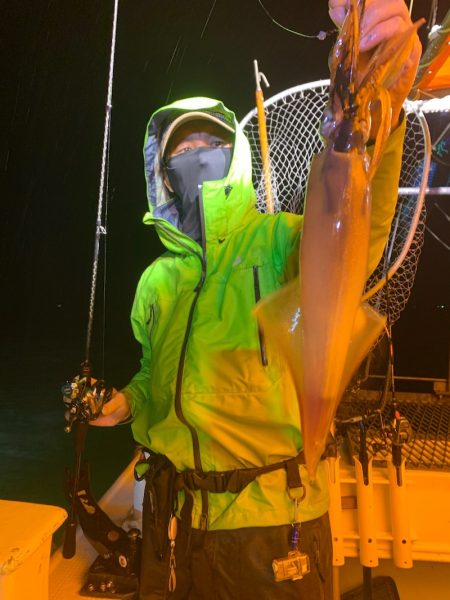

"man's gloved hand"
[90, 390, 132, 427]
[328, 0, 422, 132]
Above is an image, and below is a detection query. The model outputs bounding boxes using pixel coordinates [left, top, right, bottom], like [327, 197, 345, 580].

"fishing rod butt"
[62, 521, 77, 559]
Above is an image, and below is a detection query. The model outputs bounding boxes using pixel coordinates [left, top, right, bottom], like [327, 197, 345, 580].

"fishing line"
[434, 202, 450, 222]
[256, 0, 335, 40]
[427, 0, 439, 33]
[378, 223, 398, 416]
[101, 138, 113, 379]
[425, 224, 450, 251]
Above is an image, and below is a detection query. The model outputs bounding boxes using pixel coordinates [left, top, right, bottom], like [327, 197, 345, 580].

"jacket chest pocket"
[252, 265, 268, 367]
[145, 302, 159, 350]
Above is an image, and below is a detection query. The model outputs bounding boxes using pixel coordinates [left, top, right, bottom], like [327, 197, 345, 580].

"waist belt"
[175, 437, 336, 496]
[136, 443, 336, 539]
[138, 440, 336, 499]
[176, 451, 305, 496]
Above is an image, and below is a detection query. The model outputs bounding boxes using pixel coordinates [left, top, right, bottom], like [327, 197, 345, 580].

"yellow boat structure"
[2, 383, 450, 600]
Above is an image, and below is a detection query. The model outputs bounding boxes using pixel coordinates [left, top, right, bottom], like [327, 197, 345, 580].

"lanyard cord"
[83, 0, 119, 373]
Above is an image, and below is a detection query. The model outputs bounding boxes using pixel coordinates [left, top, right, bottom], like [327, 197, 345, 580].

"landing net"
[240, 79, 431, 325]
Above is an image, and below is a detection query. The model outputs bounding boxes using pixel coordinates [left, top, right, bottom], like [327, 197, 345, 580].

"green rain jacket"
[123, 97, 406, 531]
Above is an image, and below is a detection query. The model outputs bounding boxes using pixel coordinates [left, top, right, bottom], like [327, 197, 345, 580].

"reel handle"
[62, 375, 112, 432]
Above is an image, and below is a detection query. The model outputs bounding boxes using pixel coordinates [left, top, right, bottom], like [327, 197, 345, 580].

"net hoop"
[240, 79, 431, 323]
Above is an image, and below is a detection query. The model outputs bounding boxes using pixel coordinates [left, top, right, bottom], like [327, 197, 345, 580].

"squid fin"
[254, 281, 386, 479]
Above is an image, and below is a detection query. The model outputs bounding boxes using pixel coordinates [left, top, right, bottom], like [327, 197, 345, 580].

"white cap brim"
[160, 111, 235, 158]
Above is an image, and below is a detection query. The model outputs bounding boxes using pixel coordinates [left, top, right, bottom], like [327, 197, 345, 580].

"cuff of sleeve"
[120, 387, 137, 421]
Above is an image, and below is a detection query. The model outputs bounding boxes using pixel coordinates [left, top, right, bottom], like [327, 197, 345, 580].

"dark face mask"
[165, 146, 232, 242]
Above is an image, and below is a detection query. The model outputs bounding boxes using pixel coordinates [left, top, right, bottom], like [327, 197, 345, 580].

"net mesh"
[240, 80, 429, 324]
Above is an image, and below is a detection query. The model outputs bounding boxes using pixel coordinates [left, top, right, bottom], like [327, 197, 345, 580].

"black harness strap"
[175, 451, 307, 495]
[174, 435, 337, 496]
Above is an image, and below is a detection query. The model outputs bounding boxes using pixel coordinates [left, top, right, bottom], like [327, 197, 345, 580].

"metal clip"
[168, 515, 177, 592]
[254, 59, 270, 91]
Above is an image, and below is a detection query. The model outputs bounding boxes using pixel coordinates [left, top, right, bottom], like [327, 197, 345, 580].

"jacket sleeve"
[120, 268, 154, 418]
[366, 114, 406, 276]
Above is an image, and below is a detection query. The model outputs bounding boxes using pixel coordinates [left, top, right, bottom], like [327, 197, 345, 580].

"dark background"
[0, 0, 449, 508]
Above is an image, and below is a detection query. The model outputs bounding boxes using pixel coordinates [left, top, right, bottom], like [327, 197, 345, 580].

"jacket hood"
[142, 97, 257, 251]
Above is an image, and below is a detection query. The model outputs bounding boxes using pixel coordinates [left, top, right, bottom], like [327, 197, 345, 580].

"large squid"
[255, 0, 422, 478]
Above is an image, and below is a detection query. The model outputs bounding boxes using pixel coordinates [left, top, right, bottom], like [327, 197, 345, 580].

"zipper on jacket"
[145, 303, 158, 350]
[158, 222, 201, 258]
[253, 266, 268, 366]
[173, 185, 208, 529]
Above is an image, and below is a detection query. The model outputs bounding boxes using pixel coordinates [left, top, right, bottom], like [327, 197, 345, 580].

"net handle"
[254, 60, 274, 214]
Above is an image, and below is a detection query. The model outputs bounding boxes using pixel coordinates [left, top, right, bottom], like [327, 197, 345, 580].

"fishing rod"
[62, 0, 120, 559]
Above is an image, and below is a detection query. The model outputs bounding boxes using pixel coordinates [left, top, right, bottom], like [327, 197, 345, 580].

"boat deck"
[48, 454, 450, 599]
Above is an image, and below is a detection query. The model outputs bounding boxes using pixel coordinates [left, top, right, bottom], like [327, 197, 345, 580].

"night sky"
[1, 0, 449, 398]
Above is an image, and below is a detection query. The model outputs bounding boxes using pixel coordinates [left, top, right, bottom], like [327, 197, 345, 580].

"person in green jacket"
[93, 1, 421, 597]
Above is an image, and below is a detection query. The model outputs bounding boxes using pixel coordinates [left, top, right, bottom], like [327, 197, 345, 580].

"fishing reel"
[391, 412, 411, 447]
[389, 411, 412, 485]
[62, 374, 112, 433]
